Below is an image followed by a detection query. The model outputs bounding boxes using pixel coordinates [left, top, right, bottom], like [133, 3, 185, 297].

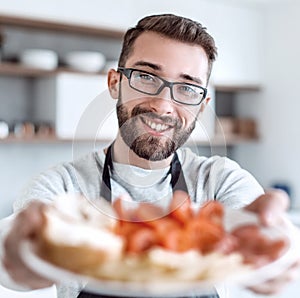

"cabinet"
[0, 14, 123, 142]
[213, 84, 261, 146]
[33, 73, 118, 141]
[0, 14, 260, 146]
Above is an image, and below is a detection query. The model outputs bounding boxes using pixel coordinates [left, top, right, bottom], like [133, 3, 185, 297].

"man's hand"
[2, 201, 54, 289]
[244, 189, 300, 295]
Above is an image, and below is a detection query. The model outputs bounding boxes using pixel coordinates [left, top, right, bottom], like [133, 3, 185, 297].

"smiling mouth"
[141, 117, 172, 133]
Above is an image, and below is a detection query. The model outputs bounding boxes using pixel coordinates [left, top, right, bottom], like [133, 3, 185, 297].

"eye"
[180, 85, 195, 93]
[177, 84, 199, 97]
[133, 71, 156, 83]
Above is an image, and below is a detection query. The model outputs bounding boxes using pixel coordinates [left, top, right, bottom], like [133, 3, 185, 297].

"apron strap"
[100, 144, 188, 201]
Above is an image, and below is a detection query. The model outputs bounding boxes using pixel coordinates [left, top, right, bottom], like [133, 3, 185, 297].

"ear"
[107, 69, 120, 99]
[199, 96, 211, 113]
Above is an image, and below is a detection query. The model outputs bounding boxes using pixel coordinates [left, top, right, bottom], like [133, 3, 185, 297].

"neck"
[111, 134, 173, 170]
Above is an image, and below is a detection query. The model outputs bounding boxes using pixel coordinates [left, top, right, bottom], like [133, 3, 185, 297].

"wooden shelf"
[209, 134, 259, 146]
[188, 134, 259, 147]
[0, 62, 107, 77]
[0, 14, 124, 39]
[0, 134, 258, 146]
[0, 64, 263, 92]
[0, 135, 113, 144]
[215, 84, 261, 92]
[0, 135, 62, 144]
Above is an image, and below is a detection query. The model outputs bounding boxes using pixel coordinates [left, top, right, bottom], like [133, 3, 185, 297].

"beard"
[116, 100, 196, 161]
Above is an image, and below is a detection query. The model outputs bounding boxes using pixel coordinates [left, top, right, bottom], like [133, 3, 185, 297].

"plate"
[223, 209, 300, 287]
[20, 208, 300, 297]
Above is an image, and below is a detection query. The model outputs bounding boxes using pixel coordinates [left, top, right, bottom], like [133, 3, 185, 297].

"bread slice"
[36, 195, 124, 273]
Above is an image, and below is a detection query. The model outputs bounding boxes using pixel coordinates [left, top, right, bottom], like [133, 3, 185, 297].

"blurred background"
[0, 0, 299, 216]
[0, 0, 300, 297]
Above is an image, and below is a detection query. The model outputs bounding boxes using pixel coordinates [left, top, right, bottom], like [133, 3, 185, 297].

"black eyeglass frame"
[117, 67, 207, 106]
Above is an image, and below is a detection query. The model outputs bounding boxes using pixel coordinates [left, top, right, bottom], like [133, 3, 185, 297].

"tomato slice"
[112, 194, 286, 268]
[134, 202, 165, 222]
[126, 227, 158, 254]
[185, 218, 224, 253]
[231, 224, 287, 267]
[196, 201, 224, 226]
[169, 190, 193, 224]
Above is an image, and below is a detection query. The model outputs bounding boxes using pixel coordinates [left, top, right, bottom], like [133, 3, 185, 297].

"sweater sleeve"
[13, 164, 80, 213]
[178, 148, 264, 208]
[0, 164, 84, 297]
[0, 215, 30, 291]
[208, 157, 265, 208]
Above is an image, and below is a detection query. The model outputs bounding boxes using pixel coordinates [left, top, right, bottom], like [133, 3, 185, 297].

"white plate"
[20, 208, 300, 297]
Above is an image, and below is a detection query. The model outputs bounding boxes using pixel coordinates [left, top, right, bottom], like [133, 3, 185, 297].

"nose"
[148, 86, 174, 115]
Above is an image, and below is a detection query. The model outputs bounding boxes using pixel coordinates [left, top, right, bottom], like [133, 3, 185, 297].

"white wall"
[235, 1, 300, 208]
[0, 0, 138, 29]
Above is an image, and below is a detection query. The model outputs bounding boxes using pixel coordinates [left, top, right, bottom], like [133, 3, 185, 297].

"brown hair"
[118, 14, 218, 81]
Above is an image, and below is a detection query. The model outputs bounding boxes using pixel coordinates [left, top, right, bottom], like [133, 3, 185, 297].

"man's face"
[110, 31, 210, 161]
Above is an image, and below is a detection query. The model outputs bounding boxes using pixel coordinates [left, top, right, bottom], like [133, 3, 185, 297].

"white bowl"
[64, 51, 106, 72]
[20, 49, 58, 70]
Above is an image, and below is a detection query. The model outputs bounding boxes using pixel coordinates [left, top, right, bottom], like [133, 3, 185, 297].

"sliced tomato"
[150, 217, 181, 238]
[159, 228, 192, 252]
[231, 224, 287, 267]
[268, 239, 286, 260]
[169, 190, 193, 224]
[185, 218, 224, 253]
[112, 198, 124, 219]
[212, 234, 239, 254]
[114, 220, 143, 237]
[196, 201, 224, 226]
[126, 227, 158, 254]
[134, 202, 165, 222]
[231, 224, 261, 239]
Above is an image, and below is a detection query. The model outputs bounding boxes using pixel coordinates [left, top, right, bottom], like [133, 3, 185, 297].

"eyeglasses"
[118, 67, 207, 106]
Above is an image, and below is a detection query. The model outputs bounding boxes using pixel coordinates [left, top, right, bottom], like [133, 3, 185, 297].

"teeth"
[145, 120, 169, 132]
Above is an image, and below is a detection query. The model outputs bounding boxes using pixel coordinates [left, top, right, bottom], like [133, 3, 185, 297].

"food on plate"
[36, 195, 123, 272]
[35, 193, 287, 283]
[112, 191, 286, 267]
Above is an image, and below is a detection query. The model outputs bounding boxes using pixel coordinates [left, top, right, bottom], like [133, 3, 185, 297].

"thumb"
[245, 189, 290, 226]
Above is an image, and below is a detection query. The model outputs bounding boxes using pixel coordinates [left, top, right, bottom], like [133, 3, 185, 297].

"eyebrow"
[180, 73, 203, 85]
[131, 60, 204, 85]
[132, 61, 161, 70]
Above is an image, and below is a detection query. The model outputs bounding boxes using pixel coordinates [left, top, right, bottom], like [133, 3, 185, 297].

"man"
[0, 14, 299, 298]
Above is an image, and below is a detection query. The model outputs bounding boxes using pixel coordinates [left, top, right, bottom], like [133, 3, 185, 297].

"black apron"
[78, 145, 219, 298]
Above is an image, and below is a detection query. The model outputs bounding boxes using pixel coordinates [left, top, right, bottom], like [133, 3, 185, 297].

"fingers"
[2, 257, 53, 289]
[244, 190, 300, 295]
[2, 201, 54, 289]
[245, 189, 290, 226]
[247, 261, 300, 295]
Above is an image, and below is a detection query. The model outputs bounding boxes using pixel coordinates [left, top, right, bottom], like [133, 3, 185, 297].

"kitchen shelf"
[0, 135, 113, 144]
[0, 62, 107, 77]
[0, 135, 62, 144]
[215, 84, 261, 93]
[0, 14, 124, 39]
[0, 134, 259, 146]
[0, 14, 262, 148]
[205, 134, 259, 146]
[0, 63, 262, 94]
